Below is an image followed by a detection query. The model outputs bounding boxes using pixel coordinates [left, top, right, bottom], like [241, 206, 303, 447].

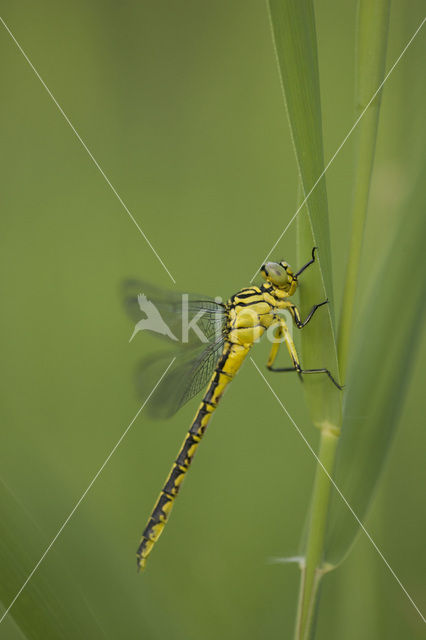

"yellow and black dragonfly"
[123, 248, 342, 571]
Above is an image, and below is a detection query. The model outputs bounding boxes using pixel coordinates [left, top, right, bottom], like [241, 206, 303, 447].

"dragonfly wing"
[179, 338, 226, 407]
[122, 279, 226, 344]
[135, 338, 225, 420]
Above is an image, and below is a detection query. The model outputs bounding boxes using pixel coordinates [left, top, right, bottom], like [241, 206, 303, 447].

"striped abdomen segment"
[137, 340, 249, 570]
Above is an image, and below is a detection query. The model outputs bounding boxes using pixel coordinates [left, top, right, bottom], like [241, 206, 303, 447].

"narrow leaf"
[338, 0, 391, 378]
[268, 0, 342, 428]
[325, 162, 426, 565]
[0, 479, 104, 639]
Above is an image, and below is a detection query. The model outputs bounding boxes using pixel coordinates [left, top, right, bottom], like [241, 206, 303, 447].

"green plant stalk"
[294, 429, 339, 640]
[338, 0, 390, 378]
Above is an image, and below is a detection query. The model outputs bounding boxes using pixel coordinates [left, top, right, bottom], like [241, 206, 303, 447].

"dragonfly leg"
[268, 362, 343, 390]
[266, 325, 283, 368]
[299, 368, 343, 390]
[268, 363, 343, 390]
[266, 320, 342, 389]
[266, 320, 303, 382]
[294, 246, 318, 278]
[290, 300, 329, 328]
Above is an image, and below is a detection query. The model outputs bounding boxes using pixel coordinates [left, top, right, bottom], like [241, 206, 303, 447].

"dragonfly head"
[260, 261, 298, 294]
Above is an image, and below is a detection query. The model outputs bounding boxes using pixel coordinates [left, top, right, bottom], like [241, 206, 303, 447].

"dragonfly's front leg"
[294, 246, 318, 278]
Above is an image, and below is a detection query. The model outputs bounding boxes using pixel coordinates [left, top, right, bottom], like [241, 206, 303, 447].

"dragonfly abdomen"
[137, 340, 250, 570]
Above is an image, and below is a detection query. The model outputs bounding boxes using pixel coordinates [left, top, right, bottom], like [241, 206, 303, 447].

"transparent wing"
[122, 279, 226, 344]
[122, 279, 228, 419]
[135, 338, 225, 420]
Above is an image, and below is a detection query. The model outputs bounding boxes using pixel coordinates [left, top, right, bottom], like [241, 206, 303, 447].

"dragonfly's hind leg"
[266, 319, 343, 390]
[297, 367, 343, 390]
[266, 321, 303, 382]
[267, 361, 343, 390]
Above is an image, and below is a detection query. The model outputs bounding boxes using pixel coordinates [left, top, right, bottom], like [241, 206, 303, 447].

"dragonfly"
[123, 248, 342, 571]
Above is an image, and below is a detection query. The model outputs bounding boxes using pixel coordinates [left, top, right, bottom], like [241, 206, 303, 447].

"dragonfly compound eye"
[280, 261, 296, 281]
[261, 262, 290, 287]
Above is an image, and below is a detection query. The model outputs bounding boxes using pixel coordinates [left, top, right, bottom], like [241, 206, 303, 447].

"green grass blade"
[338, 0, 391, 379]
[324, 161, 426, 566]
[0, 479, 105, 639]
[268, 0, 341, 430]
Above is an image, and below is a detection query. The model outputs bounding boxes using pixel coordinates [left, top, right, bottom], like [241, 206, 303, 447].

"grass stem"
[294, 429, 339, 640]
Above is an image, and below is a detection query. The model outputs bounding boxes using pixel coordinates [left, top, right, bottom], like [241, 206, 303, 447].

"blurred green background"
[0, 1, 425, 638]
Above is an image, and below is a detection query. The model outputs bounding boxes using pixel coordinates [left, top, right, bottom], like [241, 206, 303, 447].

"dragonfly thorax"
[226, 283, 292, 347]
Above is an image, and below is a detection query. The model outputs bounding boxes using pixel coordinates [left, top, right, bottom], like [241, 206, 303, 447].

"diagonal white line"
[0, 357, 176, 625]
[250, 357, 426, 623]
[250, 15, 426, 283]
[0, 16, 176, 285]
